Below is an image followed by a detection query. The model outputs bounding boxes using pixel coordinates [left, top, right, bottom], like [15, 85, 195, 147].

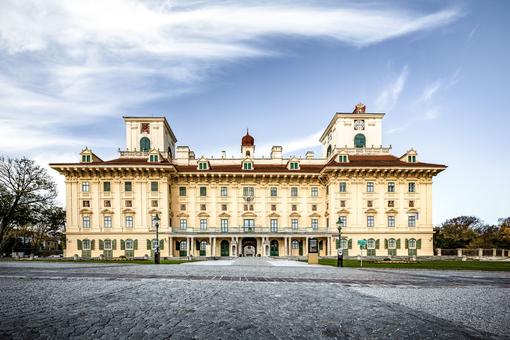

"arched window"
[408, 238, 416, 249]
[367, 238, 375, 249]
[388, 238, 396, 249]
[180, 240, 187, 250]
[140, 137, 151, 152]
[327, 145, 332, 157]
[354, 134, 366, 148]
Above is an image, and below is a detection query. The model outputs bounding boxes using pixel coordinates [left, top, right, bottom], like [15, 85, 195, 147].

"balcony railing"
[170, 226, 330, 234]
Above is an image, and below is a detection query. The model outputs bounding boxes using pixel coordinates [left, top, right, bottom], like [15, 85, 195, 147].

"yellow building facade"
[50, 104, 446, 259]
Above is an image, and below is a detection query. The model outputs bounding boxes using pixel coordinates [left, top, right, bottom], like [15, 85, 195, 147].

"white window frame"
[408, 182, 416, 193]
[367, 216, 374, 228]
[409, 239, 417, 249]
[104, 239, 112, 250]
[311, 218, 318, 230]
[180, 219, 187, 230]
[270, 219, 278, 232]
[292, 240, 299, 249]
[311, 187, 318, 197]
[82, 216, 91, 228]
[388, 238, 396, 249]
[270, 187, 278, 197]
[125, 239, 133, 250]
[220, 219, 228, 232]
[367, 239, 375, 249]
[220, 187, 228, 197]
[291, 187, 298, 197]
[388, 216, 395, 228]
[200, 219, 207, 231]
[367, 182, 374, 192]
[291, 219, 299, 230]
[408, 215, 417, 228]
[339, 182, 347, 193]
[82, 239, 91, 250]
[82, 182, 90, 192]
[104, 216, 112, 228]
[152, 239, 158, 250]
[339, 216, 347, 228]
[388, 182, 395, 192]
[180, 240, 187, 251]
[125, 216, 133, 228]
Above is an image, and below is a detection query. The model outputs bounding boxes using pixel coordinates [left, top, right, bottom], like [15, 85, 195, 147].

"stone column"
[457, 248, 462, 257]
[213, 237, 216, 257]
[169, 236, 173, 257]
[209, 236, 212, 257]
[493, 248, 496, 257]
[284, 237, 288, 256]
[436, 248, 441, 256]
[305, 237, 309, 255]
[191, 237, 194, 257]
[478, 248, 483, 258]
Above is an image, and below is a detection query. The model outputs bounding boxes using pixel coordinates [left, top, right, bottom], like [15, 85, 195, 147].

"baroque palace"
[50, 103, 446, 259]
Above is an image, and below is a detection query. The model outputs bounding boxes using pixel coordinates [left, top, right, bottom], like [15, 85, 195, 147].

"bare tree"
[0, 157, 57, 254]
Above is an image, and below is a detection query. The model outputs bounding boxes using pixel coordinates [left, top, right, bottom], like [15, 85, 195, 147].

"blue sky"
[0, 0, 508, 225]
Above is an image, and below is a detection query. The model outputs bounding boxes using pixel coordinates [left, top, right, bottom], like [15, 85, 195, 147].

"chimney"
[271, 146, 282, 159]
[305, 151, 314, 159]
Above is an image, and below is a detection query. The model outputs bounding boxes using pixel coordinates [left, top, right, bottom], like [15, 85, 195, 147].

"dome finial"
[242, 129, 254, 146]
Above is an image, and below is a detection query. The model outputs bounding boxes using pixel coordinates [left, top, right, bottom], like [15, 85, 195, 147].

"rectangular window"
[409, 200, 415, 208]
[388, 182, 395, 192]
[221, 204, 227, 211]
[291, 219, 299, 230]
[340, 200, 346, 208]
[124, 181, 132, 192]
[151, 181, 158, 192]
[82, 182, 89, 192]
[388, 200, 395, 208]
[125, 239, 133, 250]
[270, 219, 278, 232]
[220, 219, 228, 232]
[82, 239, 91, 250]
[243, 187, 254, 197]
[311, 187, 318, 197]
[292, 204, 297, 212]
[367, 216, 374, 228]
[104, 239, 112, 250]
[82, 200, 90, 208]
[312, 204, 317, 211]
[179, 187, 186, 196]
[104, 216, 112, 228]
[271, 204, 276, 211]
[243, 219, 255, 232]
[270, 187, 277, 197]
[200, 187, 207, 196]
[200, 219, 207, 231]
[82, 216, 90, 228]
[408, 182, 416, 193]
[243, 162, 252, 170]
[198, 162, 207, 170]
[150, 154, 159, 162]
[125, 200, 132, 207]
[81, 155, 91, 163]
[180, 204, 186, 211]
[311, 218, 318, 230]
[104, 200, 111, 208]
[180, 219, 187, 230]
[388, 216, 395, 228]
[339, 182, 347, 193]
[103, 182, 111, 192]
[291, 187, 298, 197]
[200, 204, 206, 211]
[367, 200, 373, 208]
[408, 215, 416, 227]
[125, 216, 133, 228]
[220, 187, 228, 197]
[367, 182, 374, 192]
[151, 200, 158, 207]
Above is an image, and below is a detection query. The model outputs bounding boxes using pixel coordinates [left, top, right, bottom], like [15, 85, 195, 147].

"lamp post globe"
[154, 213, 161, 264]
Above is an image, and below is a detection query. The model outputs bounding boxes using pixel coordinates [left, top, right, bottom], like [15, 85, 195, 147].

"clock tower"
[319, 103, 385, 158]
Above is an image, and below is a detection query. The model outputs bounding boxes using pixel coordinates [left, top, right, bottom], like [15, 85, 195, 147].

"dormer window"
[289, 162, 300, 170]
[401, 149, 418, 163]
[81, 154, 91, 163]
[338, 155, 349, 163]
[242, 161, 253, 170]
[149, 154, 159, 162]
[198, 162, 209, 170]
[408, 155, 416, 163]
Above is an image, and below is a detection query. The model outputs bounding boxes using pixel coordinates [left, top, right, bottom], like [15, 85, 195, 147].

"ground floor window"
[292, 240, 299, 249]
[367, 238, 377, 256]
[82, 239, 91, 258]
[387, 238, 397, 256]
[200, 241, 207, 256]
[179, 240, 187, 257]
[407, 238, 417, 256]
[124, 239, 134, 258]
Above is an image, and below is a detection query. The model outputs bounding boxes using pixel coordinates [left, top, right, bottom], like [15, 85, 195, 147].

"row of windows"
[337, 215, 417, 228]
[81, 181, 159, 193]
[337, 238, 420, 250]
[341, 200, 415, 208]
[339, 181, 416, 193]
[178, 186, 319, 198]
[179, 203, 320, 212]
[177, 218, 320, 231]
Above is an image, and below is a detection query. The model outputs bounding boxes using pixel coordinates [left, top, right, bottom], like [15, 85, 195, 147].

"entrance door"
[199, 241, 207, 256]
[299, 241, 303, 256]
[220, 240, 230, 256]
[270, 240, 279, 256]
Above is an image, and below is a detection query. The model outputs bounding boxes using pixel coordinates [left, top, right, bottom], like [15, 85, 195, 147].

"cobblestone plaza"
[0, 259, 509, 339]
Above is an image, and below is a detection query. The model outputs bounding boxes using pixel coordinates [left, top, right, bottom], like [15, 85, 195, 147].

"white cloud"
[0, 0, 462, 155]
[374, 65, 409, 112]
[419, 81, 442, 102]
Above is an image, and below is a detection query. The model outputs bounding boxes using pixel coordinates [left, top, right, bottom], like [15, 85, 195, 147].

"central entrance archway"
[242, 237, 257, 257]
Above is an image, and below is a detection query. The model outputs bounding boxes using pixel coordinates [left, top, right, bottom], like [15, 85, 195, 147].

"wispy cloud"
[419, 81, 442, 103]
[375, 65, 409, 112]
[0, 0, 462, 157]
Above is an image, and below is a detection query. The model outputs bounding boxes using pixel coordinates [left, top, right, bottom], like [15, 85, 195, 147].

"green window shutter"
[384, 239, 388, 249]
[133, 239, 138, 250]
[376, 239, 380, 249]
[396, 239, 401, 249]
[160, 240, 164, 250]
[121, 240, 125, 250]
[112, 240, 117, 250]
[147, 239, 151, 250]
[77, 239, 82, 250]
[196, 240, 200, 251]
[176, 241, 180, 251]
[91, 240, 95, 250]
[99, 239, 104, 250]
[417, 239, 422, 249]
[405, 238, 408, 249]
[348, 239, 352, 249]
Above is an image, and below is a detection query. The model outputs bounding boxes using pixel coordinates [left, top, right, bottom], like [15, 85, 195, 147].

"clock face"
[354, 120, 365, 130]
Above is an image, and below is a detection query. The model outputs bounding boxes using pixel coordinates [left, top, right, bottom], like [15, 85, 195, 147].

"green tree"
[0, 157, 57, 254]
[434, 216, 481, 249]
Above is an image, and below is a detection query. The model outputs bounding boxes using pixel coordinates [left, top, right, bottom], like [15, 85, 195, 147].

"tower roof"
[241, 129, 255, 146]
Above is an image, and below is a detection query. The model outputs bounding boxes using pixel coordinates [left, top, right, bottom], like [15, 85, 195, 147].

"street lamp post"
[336, 217, 344, 268]
[154, 213, 161, 264]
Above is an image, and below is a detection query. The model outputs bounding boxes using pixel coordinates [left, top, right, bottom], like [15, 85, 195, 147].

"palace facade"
[50, 103, 446, 259]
